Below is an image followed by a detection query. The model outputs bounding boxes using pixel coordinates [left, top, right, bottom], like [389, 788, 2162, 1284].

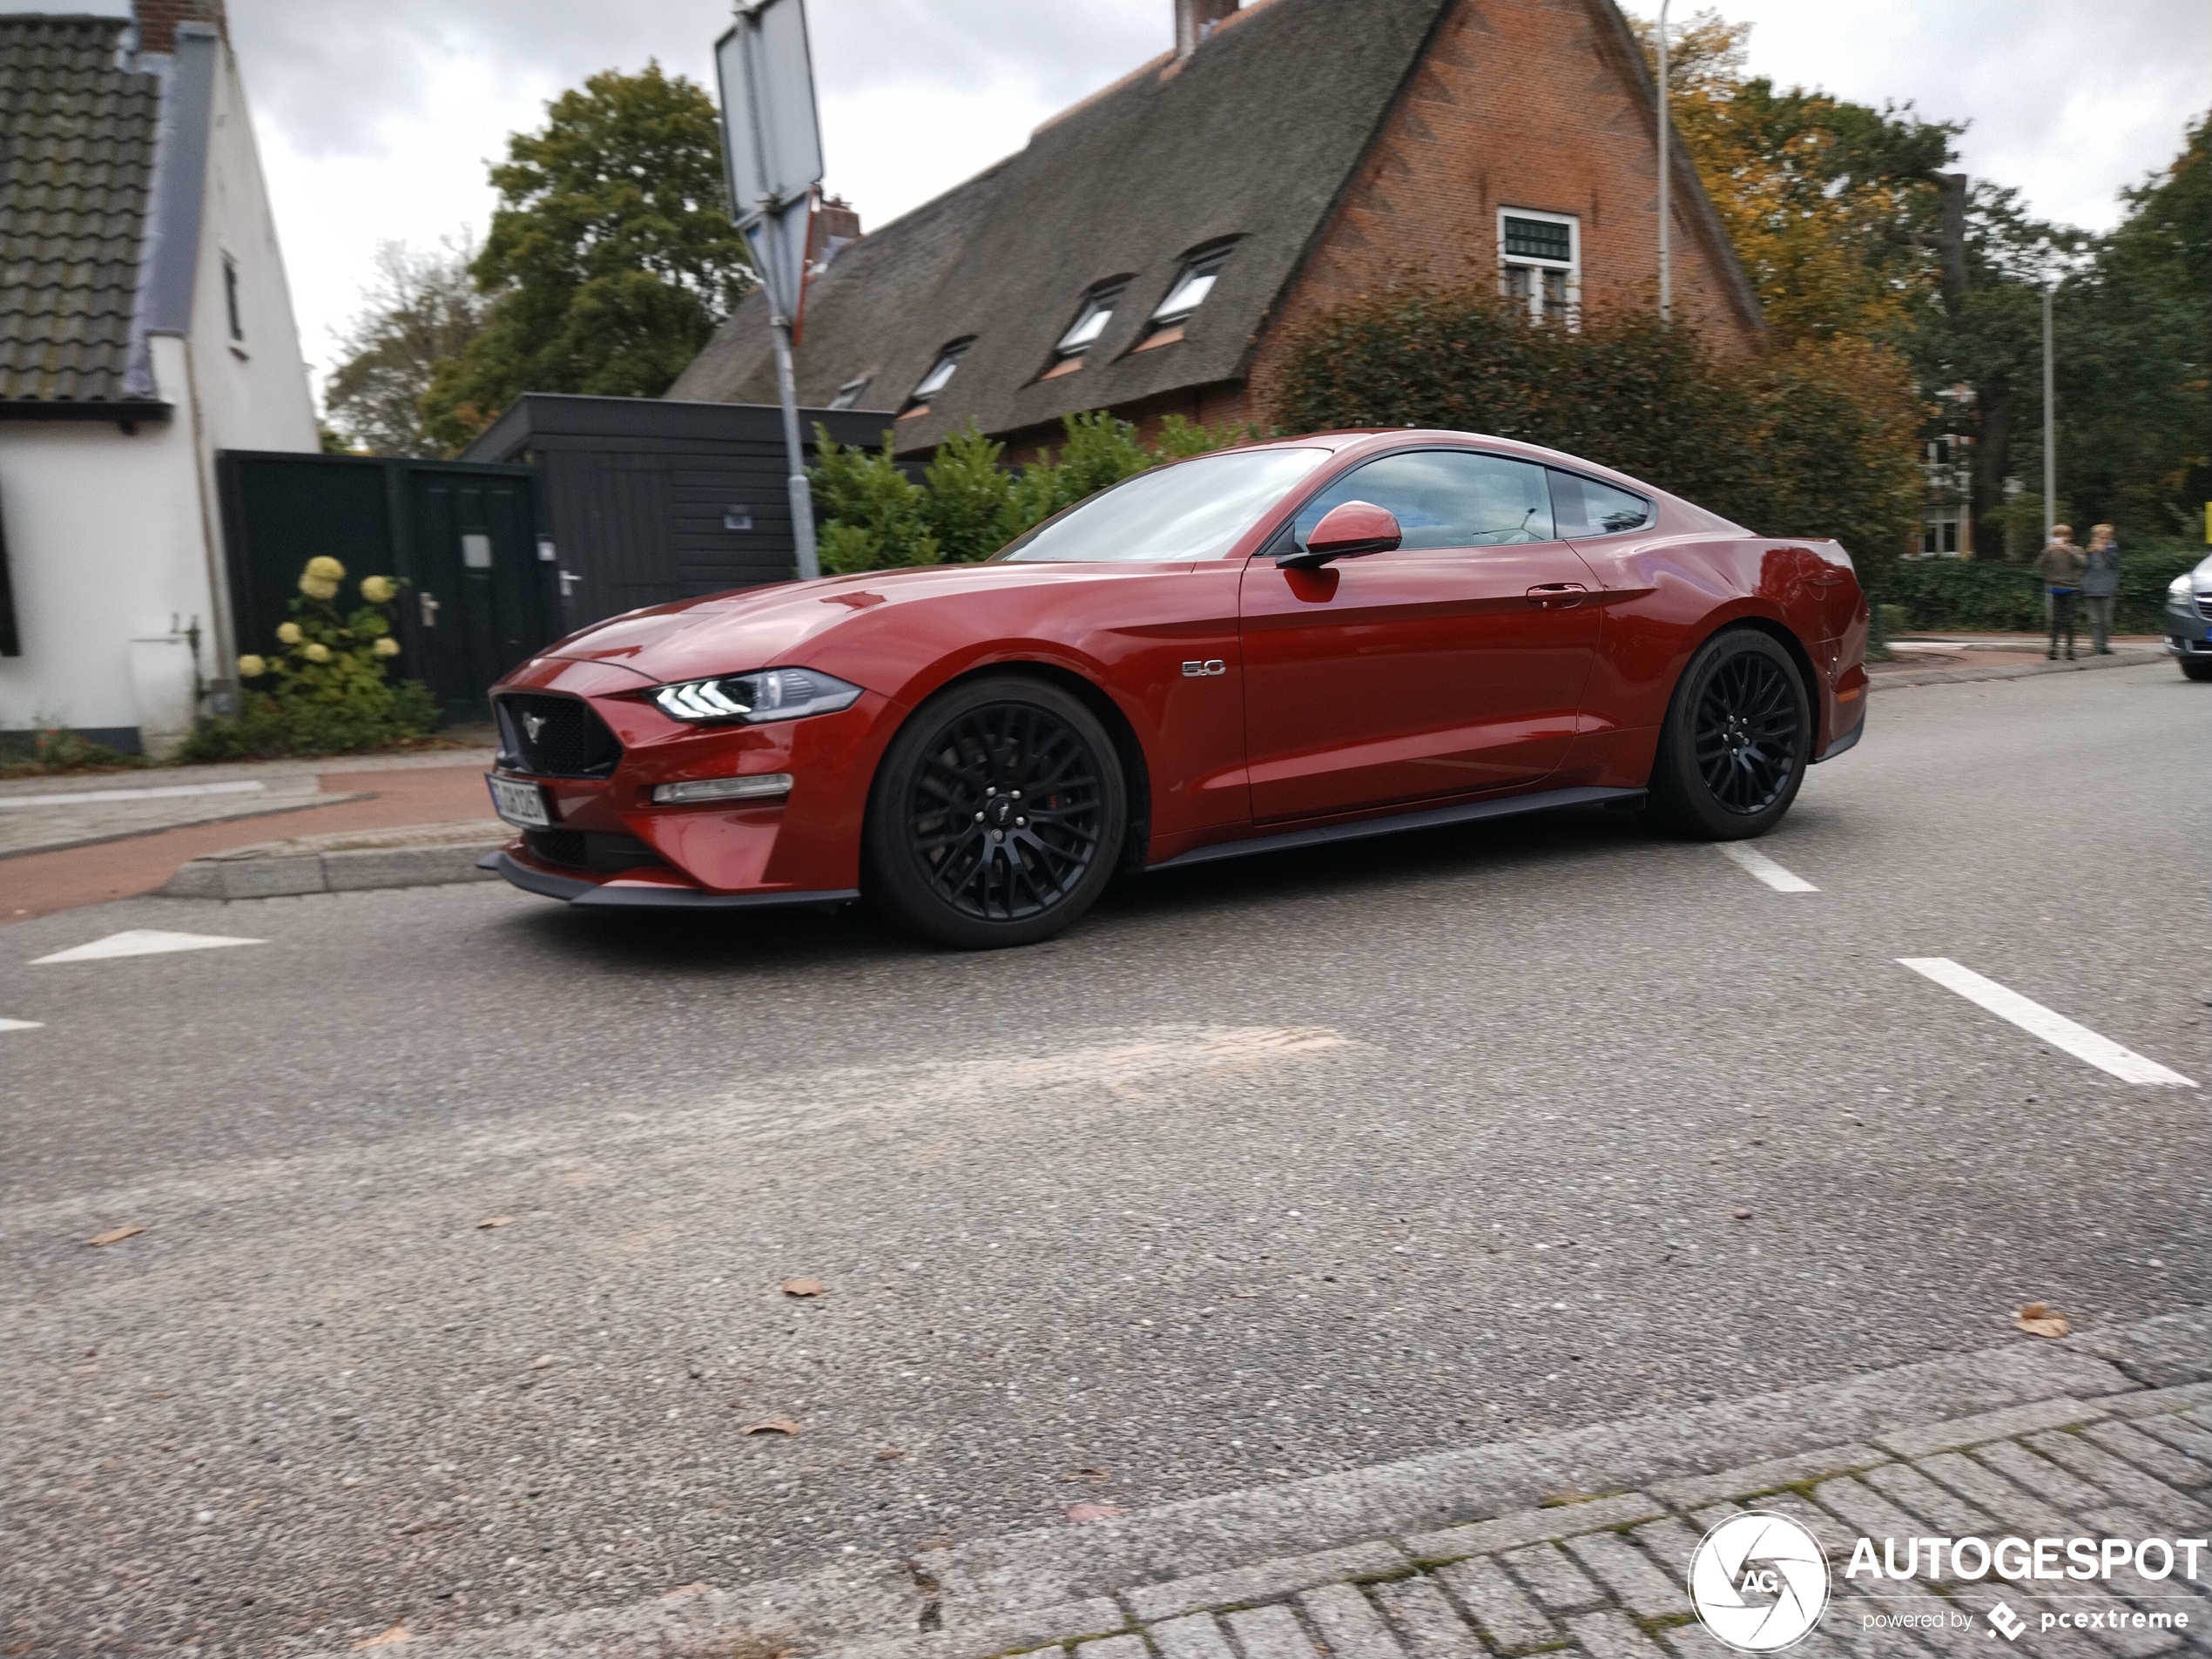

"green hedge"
[1871, 545, 2202, 634]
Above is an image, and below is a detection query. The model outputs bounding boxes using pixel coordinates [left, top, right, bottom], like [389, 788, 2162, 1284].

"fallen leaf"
[1730, 1209, 1753, 1221]
[743, 1417, 803, 1436]
[476, 1217, 513, 1230]
[1065, 1502, 1124, 1523]
[529, 1355, 556, 1370]
[87, 1225, 145, 1247]
[353, 1625, 410, 1649]
[2017, 1302, 2070, 1339]
[780, 1278, 824, 1297]
[875, 1447, 904, 1460]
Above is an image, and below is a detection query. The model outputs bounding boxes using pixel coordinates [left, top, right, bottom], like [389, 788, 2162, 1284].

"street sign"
[713, 0, 826, 582]
[716, 0, 823, 226]
[739, 192, 813, 327]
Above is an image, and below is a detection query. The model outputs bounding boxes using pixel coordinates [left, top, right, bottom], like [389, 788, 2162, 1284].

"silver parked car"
[2168, 554, 2212, 681]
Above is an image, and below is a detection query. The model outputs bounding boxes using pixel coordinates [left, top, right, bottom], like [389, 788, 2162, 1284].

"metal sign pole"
[717, 0, 826, 581]
[1656, 0, 1672, 325]
[765, 207, 819, 578]
[2041, 283, 2056, 547]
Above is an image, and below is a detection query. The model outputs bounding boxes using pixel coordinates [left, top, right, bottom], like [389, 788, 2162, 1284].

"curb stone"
[158, 821, 509, 899]
[1867, 650, 2169, 691]
[333, 1308, 2210, 1659]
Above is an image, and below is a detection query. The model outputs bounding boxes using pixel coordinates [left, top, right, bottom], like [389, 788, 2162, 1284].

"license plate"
[487, 775, 550, 829]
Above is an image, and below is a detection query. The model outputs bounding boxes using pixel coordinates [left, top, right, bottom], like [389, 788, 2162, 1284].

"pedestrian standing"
[2082, 523, 2121, 655]
[2038, 523, 2087, 660]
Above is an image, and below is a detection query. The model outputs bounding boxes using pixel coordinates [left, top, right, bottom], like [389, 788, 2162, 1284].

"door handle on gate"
[418, 591, 441, 627]
[1526, 583, 1588, 608]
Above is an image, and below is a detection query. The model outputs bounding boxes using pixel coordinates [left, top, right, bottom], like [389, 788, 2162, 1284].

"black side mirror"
[1278, 500, 1403, 570]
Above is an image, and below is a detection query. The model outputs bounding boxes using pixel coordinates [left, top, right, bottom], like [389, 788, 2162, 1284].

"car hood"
[534, 561, 1160, 688]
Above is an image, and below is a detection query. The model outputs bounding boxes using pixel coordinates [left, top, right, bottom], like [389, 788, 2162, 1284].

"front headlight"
[651, 668, 864, 725]
[2171, 575, 2194, 599]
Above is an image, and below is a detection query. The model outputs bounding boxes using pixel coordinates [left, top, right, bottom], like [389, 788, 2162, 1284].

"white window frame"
[1498, 208, 1580, 327]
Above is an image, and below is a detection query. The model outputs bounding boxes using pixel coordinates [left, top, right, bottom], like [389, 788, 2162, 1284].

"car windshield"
[995, 448, 1329, 563]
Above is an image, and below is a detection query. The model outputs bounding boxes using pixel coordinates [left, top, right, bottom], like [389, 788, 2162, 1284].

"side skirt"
[1145, 785, 1647, 873]
[480, 850, 860, 911]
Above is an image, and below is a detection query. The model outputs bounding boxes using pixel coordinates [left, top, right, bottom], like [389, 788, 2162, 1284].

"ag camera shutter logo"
[1689, 1512, 1832, 1651]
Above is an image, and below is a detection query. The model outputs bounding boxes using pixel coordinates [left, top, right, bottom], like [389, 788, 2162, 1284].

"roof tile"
[0, 17, 162, 404]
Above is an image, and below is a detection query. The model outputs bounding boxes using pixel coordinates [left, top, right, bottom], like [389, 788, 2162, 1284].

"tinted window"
[997, 448, 1329, 563]
[1292, 450, 1555, 550]
[1548, 469, 1653, 537]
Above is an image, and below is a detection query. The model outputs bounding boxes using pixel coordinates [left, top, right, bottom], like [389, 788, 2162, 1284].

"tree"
[1632, 9, 2086, 556]
[322, 234, 491, 457]
[2048, 113, 2210, 539]
[420, 64, 752, 453]
[1267, 286, 1924, 570]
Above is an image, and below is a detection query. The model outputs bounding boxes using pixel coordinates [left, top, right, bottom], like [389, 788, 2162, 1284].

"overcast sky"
[24, 0, 2203, 398]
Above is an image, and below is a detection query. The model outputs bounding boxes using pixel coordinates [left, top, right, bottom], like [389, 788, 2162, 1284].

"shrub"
[812, 412, 1248, 575]
[1871, 543, 2202, 634]
[179, 560, 441, 760]
[1267, 287, 1925, 577]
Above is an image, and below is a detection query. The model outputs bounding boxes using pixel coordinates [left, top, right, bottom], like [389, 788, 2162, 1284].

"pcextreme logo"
[1689, 1512, 1832, 1652]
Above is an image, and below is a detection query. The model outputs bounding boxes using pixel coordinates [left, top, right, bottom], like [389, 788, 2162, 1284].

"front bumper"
[2164, 594, 2212, 651]
[477, 849, 856, 911]
[482, 654, 898, 908]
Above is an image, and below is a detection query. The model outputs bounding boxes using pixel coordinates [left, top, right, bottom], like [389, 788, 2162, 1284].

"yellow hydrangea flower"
[304, 556, 346, 582]
[237, 654, 266, 678]
[302, 642, 332, 664]
[276, 621, 303, 644]
[300, 576, 341, 601]
[372, 636, 401, 657]
[360, 575, 398, 604]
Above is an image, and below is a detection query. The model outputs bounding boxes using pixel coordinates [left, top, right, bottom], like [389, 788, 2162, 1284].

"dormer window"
[1136, 246, 1231, 350]
[900, 340, 972, 417]
[1042, 283, 1127, 379]
[829, 375, 872, 410]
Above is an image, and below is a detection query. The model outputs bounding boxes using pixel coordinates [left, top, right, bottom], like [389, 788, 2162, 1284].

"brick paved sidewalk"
[354, 1312, 2210, 1659]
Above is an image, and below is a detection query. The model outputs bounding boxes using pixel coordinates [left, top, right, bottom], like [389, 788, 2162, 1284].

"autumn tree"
[420, 64, 752, 452]
[1634, 9, 2087, 556]
[2047, 113, 2210, 538]
[322, 234, 491, 456]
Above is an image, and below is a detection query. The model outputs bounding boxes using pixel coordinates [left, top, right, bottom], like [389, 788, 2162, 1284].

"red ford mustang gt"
[482, 429, 1868, 948]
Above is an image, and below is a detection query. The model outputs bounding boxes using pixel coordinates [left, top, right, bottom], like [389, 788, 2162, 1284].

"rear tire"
[864, 676, 1126, 949]
[2181, 657, 2212, 682]
[1648, 628, 1811, 840]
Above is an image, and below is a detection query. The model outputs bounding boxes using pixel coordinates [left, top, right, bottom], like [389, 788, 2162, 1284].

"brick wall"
[134, 0, 226, 55]
[1243, 0, 1761, 423]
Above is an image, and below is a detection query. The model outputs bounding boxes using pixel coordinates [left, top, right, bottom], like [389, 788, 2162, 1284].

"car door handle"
[1526, 583, 1588, 609]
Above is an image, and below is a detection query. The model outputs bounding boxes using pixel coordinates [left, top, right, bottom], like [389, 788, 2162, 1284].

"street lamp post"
[1656, 0, 1672, 324]
[2041, 282, 2056, 548]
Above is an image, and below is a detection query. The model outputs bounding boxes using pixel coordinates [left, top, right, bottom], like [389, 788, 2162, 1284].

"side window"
[1292, 451, 1555, 551]
[1548, 469, 1652, 537]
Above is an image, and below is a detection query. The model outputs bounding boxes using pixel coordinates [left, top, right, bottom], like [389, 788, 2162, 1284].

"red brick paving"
[0, 765, 499, 923]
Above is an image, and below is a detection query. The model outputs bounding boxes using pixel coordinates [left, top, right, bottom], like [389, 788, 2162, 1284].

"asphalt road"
[3, 661, 2207, 1656]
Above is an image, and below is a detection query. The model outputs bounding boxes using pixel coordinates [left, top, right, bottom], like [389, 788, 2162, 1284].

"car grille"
[2196, 595, 2212, 623]
[523, 830, 664, 873]
[495, 695, 622, 779]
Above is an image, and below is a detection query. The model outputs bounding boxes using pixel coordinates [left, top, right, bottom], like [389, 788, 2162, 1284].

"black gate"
[217, 452, 550, 724]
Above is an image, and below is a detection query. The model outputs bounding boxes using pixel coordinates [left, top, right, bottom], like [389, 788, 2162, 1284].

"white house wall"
[181, 39, 318, 673]
[0, 337, 219, 744]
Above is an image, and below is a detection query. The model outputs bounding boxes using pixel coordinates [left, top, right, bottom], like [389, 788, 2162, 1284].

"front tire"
[2181, 657, 2212, 682]
[864, 676, 1126, 949]
[1648, 628, 1811, 840]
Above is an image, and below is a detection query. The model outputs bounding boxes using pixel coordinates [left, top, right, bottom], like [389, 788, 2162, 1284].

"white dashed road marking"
[1714, 842, 1818, 892]
[31, 930, 265, 965]
[0, 1017, 44, 1031]
[1898, 957, 2197, 1088]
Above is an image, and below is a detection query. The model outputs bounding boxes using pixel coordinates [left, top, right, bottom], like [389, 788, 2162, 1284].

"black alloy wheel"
[866, 677, 1126, 948]
[1649, 628, 1811, 839]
